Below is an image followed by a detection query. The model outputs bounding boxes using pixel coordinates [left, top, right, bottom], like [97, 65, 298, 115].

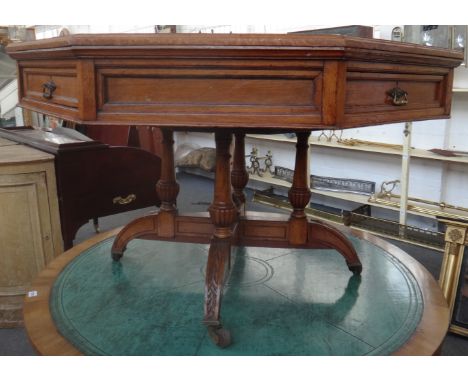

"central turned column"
[288, 131, 312, 245]
[208, 132, 238, 239]
[155, 128, 179, 237]
[204, 131, 238, 347]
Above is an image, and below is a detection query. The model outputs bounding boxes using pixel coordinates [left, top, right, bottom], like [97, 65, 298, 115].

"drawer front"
[20, 64, 80, 119]
[96, 63, 324, 128]
[342, 63, 452, 127]
[67, 188, 158, 214]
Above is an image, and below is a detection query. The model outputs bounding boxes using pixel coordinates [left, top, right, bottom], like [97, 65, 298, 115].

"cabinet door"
[0, 171, 55, 296]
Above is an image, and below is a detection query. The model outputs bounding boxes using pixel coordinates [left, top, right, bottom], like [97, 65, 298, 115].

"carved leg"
[111, 128, 179, 260]
[204, 238, 233, 347]
[204, 131, 238, 347]
[288, 132, 312, 245]
[231, 132, 249, 214]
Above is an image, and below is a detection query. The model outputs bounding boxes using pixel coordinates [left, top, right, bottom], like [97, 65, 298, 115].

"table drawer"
[96, 65, 324, 127]
[20, 64, 80, 119]
[342, 63, 452, 127]
[342, 71, 452, 127]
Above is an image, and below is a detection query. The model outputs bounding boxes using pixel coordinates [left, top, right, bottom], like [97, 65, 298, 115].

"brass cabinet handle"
[113, 194, 136, 205]
[387, 87, 408, 106]
[42, 80, 57, 100]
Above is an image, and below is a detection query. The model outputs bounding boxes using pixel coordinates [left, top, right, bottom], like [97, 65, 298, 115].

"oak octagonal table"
[8, 34, 463, 346]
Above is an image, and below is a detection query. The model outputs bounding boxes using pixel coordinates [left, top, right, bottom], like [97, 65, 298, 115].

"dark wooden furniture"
[71, 125, 163, 157]
[82, 124, 135, 147]
[82, 124, 162, 155]
[0, 126, 161, 250]
[8, 34, 463, 347]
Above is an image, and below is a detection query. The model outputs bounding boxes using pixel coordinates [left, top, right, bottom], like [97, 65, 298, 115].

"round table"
[23, 227, 449, 355]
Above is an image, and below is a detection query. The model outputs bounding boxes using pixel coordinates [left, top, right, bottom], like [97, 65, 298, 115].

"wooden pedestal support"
[111, 129, 362, 347]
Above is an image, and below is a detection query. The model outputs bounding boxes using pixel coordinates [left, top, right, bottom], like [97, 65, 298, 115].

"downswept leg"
[287, 131, 362, 274]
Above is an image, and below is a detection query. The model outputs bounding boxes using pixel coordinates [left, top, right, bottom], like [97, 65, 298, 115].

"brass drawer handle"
[42, 80, 57, 100]
[387, 87, 408, 106]
[113, 194, 136, 205]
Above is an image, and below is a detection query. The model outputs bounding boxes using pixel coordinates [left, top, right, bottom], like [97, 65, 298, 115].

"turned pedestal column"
[288, 132, 312, 245]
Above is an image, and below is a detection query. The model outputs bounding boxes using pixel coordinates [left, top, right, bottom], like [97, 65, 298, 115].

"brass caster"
[207, 325, 232, 348]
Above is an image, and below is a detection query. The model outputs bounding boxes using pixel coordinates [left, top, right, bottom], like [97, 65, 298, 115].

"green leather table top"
[50, 236, 423, 355]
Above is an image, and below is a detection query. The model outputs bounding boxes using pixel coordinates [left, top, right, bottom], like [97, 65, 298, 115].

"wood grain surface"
[7, 34, 463, 130]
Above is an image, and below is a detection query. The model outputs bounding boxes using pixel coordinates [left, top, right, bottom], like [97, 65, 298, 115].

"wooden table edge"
[23, 228, 121, 356]
[23, 225, 449, 356]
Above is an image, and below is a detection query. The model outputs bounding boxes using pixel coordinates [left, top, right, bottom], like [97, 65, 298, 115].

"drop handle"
[42, 80, 57, 100]
[387, 87, 408, 106]
[113, 194, 137, 205]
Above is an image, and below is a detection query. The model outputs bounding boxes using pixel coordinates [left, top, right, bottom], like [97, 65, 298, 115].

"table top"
[7, 33, 463, 63]
[7, 34, 464, 131]
[23, 225, 449, 355]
